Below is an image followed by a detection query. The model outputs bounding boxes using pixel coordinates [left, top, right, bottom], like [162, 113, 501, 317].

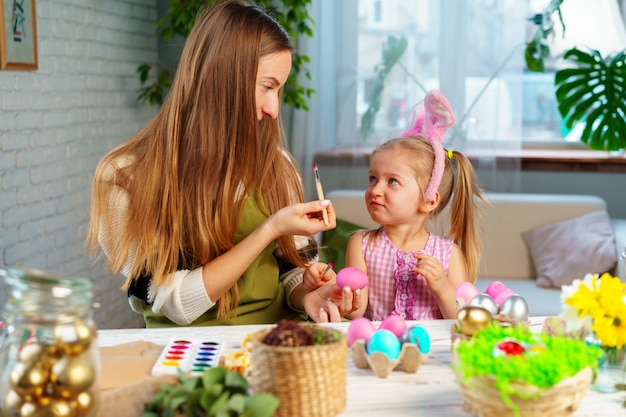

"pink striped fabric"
[362, 228, 453, 320]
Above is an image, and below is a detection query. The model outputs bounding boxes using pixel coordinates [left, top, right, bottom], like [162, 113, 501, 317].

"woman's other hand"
[302, 283, 363, 322]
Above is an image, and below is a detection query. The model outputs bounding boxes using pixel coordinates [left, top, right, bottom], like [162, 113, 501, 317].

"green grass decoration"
[453, 323, 602, 417]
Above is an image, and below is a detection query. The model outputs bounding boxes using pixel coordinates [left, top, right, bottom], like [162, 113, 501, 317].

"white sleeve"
[280, 235, 319, 311]
[98, 187, 215, 325]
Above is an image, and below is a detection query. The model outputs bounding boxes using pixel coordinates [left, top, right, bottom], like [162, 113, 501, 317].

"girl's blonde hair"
[87, 0, 305, 319]
[371, 136, 487, 282]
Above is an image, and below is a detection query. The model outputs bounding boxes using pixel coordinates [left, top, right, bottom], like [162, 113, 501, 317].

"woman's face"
[255, 51, 292, 120]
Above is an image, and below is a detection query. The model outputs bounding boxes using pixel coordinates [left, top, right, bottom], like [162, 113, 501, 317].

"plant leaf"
[554, 47, 626, 151]
[243, 393, 280, 417]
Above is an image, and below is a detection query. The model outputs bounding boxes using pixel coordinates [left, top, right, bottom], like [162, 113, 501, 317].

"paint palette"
[151, 337, 223, 376]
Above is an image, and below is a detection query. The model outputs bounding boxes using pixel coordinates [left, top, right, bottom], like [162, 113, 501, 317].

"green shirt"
[142, 195, 302, 327]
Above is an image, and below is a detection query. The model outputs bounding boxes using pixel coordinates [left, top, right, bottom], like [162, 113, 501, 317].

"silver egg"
[468, 293, 499, 316]
[500, 294, 529, 321]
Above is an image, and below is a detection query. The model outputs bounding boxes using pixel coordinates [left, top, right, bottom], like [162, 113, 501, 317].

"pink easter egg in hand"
[485, 281, 509, 299]
[336, 267, 369, 291]
[493, 288, 516, 307]
[455, 282, 480, 303]
[379, 314, 407, 339]
[347, 317, 376, 346]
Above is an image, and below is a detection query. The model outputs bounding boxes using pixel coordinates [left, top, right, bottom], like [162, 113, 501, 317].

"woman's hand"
[302, 284, 363, 322]
[302, 262, 335, 291]
[265, 200, 336, 239]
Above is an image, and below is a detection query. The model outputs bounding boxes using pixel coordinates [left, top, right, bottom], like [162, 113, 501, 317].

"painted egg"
[455, 281, 480, 303]
[347, 317, 376, 346]
[379, 314, 407, 339]
[336, 267, 369, 290]
[400, 325, 431, 354]
[493, 288, 516, 307]
[485, 281, 508, 299]
[500, 294, 529, 321]
[456, 306, 493, 336]
[366, 329, 401, 360]
[468, 293, 499, 316]
[493, 339, 526, 357]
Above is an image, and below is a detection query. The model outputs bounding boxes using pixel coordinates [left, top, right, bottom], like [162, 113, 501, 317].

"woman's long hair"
[87, 0, 305, 318]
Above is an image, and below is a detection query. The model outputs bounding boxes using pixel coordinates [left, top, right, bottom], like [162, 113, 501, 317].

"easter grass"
[453, 324, 602, 414]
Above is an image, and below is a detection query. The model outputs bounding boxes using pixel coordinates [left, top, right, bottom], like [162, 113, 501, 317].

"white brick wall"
[1, 0, 159, 329]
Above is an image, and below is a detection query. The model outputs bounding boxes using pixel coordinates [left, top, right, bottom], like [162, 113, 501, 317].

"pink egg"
[347, 317, 376, 346]
[493, 288, 516, 307]
[379, 314, 407, 339]
[336, 267, 369, 290]
[455, 282, 480, 303]
[485, 281, 508, 299]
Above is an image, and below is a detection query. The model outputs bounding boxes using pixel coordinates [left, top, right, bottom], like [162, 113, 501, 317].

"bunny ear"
[402, 89, 456, 202]
[403, 89, 455, 141]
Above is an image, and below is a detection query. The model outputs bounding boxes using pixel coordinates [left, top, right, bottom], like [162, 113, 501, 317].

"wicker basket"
[457, 367, 592, 417]
[248, 325, 348, 417]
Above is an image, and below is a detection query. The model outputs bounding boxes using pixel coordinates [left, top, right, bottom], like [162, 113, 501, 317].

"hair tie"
[447, 149, 454, 160]
[402, 89, 455, 201]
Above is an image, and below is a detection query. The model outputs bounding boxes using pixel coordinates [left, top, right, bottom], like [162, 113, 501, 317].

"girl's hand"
[266, 200, 336, 238]
[302, 284, 363, 322]
[302, 262, 335, 291]
[414, 253, 447, 293]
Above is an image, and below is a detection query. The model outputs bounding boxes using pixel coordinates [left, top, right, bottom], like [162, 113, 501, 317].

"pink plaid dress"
[362, 228, 453, 320]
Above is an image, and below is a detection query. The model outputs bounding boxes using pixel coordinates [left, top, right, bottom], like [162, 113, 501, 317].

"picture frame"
[0, 0, 37, 70]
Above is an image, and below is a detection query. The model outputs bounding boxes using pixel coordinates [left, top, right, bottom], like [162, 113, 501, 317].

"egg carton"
[350, 340, 428, 378]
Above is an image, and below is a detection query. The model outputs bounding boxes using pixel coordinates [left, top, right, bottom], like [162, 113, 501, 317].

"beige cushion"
[521, 210, 617, 289]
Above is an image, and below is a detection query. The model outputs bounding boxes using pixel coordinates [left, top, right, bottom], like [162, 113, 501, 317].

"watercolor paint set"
[151, 337, 223, 376]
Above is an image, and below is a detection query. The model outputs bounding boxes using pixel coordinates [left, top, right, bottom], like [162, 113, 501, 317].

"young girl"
[345, 90, 487, 320]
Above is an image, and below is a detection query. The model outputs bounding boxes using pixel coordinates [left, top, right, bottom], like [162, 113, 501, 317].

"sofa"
[321, 190, 626, 317]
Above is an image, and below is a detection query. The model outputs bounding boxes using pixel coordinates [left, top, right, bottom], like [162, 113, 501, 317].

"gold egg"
[4, 389, 25, 417]
[53, 321, 93, 356]
[72, 391, 96, 416]
[50, 356, 95, 398]
[18, 343, 58, 370]
[456, 306, 492, 336]
[9, 362, 49, 398]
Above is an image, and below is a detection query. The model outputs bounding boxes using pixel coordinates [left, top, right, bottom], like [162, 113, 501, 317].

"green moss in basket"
[142, 366, 279, 417]
[452, 323, 602, 414]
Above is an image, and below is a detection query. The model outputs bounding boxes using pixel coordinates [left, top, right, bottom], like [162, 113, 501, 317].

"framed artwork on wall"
[0, 0, 37, 70]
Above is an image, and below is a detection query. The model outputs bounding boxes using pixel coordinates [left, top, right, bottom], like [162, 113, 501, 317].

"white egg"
[500, 294, 529, 321]
[468, 293, 499, 316]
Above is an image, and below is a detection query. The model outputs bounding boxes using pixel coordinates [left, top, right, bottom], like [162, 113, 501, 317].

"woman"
[87, 0, 361, 327]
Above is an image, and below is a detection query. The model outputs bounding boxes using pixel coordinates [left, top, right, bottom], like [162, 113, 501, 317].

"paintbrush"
[313, 162, 329, 226]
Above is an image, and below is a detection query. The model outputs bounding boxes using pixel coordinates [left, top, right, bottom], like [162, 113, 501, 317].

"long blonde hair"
[371, 136, 487, 282]
[87, 0, 305, 318]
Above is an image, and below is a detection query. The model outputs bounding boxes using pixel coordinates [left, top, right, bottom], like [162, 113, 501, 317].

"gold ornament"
[20, 399, 75, 417]
[9, 362, 49, 398]
[53, 321, 93, 356]
[3, 389, 25, 417]
[72, 391, 96, 416]
[50, 356, 95, 398]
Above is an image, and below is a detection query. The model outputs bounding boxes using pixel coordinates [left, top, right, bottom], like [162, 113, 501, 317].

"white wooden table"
[97, 317, 624, 416]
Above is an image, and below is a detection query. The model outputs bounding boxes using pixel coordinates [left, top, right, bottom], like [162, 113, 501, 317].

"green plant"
[142, 367, 279, 417]
[138, 0, 315, 110]
[555, 48, 626, 151]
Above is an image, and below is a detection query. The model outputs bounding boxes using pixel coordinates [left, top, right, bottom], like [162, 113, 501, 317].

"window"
[335, 0, 626, 149]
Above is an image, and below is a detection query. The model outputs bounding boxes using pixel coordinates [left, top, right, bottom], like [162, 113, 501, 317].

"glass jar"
[0, 267, 99, 417]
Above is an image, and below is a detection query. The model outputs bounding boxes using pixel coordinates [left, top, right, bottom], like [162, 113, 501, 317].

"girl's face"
[366, 148, 423, 225]
[255, 51, 292, 120]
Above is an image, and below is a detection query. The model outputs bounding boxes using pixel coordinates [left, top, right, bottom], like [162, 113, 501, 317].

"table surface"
[97, 317, 625, 417]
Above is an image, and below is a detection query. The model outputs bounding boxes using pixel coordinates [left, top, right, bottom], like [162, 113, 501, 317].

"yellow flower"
[562, 273, 626, 350]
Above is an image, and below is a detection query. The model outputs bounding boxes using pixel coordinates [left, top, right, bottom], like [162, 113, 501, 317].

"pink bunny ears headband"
[402, 89, 456, 202]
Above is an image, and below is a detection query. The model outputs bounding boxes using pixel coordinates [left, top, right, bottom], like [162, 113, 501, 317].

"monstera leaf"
[555, 48, 626, 152]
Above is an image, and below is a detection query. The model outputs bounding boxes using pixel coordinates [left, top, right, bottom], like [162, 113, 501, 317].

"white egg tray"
[350, 340, 428, 378]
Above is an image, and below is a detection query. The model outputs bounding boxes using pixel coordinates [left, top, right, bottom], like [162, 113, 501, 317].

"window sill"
[314, 147, 626, 173]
